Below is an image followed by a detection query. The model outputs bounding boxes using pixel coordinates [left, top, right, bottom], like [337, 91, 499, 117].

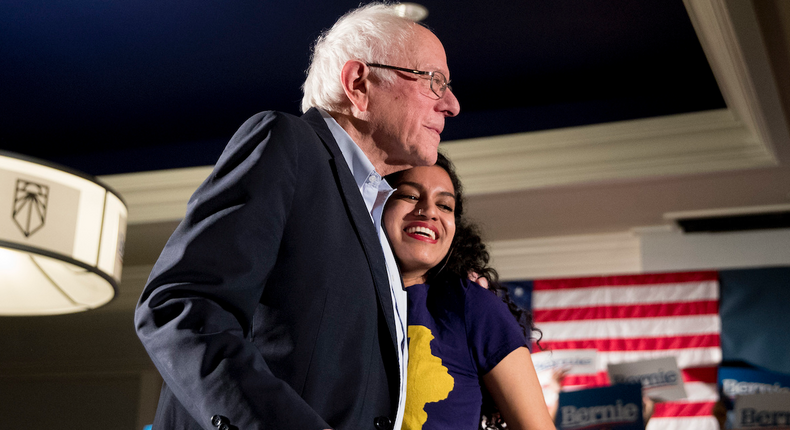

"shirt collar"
[319, 109, 394, 234]
[319, 108, 385, 192]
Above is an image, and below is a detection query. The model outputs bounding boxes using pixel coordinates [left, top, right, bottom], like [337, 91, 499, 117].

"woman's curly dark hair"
[386, 152, 543, 430]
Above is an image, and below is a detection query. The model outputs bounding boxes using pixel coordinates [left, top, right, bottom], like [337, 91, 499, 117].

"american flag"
[530, 271, 721, 430]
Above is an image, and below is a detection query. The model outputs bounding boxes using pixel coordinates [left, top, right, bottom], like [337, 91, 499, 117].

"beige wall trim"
[489, 225, 790, 282]
[101, 166, 211, 224]
[489, 232, 643, 281]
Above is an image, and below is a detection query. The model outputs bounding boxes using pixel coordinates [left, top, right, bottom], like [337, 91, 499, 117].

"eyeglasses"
[366, 63, 452, 99]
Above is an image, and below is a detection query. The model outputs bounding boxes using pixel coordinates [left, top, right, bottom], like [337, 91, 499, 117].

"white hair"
[301, 2, 419, 113]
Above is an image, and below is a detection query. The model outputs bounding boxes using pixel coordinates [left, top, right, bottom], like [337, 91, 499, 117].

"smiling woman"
[383, 153, 554, 430]
[383, 161, 457, 286]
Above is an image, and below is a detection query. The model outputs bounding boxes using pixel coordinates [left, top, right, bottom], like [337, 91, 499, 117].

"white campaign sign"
[533, 349, 598, 386]
[734, 392, 790, 429]
[607, 356, 687, 401]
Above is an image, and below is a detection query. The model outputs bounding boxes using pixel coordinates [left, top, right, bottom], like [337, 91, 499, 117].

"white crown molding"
[684, 0, 789, 159]
[442, 109, 774, 195]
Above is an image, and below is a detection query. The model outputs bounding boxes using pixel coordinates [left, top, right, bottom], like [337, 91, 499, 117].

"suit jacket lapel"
[301, 108, 399, 350]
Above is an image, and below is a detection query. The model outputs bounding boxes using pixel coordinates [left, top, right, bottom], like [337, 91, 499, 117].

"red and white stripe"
[531, 271, 721, 430]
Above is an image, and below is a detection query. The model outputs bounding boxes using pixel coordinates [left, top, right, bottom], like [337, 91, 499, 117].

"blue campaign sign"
[556, 383, 644, 430]
[719, 366, 790, 404]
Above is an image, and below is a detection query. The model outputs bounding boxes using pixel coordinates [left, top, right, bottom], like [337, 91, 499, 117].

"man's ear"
[340, 60, 371, 113]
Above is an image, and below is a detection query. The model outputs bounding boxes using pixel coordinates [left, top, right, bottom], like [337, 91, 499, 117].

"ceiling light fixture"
[0, 151, 127, 315]
[664, 204, 790, 233]
[393, 2, 429, 22]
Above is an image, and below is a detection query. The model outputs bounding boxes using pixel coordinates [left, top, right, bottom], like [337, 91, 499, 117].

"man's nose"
[440, 88, 460, 117]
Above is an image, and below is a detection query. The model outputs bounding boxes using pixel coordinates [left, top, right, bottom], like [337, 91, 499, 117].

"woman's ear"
[340, 60, 371, 113]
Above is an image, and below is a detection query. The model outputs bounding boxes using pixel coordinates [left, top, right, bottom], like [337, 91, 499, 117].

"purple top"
[402, 277, 527, 430]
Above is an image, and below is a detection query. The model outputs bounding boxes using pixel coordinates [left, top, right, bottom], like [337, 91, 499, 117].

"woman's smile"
[404, 222, 439, 242]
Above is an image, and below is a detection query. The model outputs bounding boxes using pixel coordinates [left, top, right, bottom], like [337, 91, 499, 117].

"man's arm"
[135, 111, 330, 430]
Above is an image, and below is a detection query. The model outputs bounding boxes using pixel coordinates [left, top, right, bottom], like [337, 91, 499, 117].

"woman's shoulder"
[458, 277, 508, 308]
[456, 277, 529, 373]
[426, 276, 513, 321]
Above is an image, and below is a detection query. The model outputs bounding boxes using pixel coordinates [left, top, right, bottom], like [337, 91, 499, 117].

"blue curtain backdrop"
[718, 266, 790, 374]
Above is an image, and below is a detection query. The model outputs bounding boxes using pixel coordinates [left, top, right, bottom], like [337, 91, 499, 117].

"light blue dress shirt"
[320, 109, 408, 430]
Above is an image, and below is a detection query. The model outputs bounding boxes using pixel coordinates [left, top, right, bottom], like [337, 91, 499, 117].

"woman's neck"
[402, 273, 426, 287]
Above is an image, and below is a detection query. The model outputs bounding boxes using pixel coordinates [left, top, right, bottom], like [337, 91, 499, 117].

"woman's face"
[384, 165, 457, 285]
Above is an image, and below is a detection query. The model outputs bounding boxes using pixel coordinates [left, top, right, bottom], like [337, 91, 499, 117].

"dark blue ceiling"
[0, 0, 725, 176]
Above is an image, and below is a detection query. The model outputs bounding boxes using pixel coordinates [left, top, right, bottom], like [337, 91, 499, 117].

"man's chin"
[382, 145, 439, 174]
[416, 151, 439, 167]
[413, 143, 440, 166]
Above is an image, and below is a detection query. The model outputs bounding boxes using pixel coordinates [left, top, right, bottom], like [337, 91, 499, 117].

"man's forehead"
[405, 27, 449, 74]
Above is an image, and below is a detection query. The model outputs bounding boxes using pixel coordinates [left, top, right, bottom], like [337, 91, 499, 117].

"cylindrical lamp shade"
[0, 151, 127, 315]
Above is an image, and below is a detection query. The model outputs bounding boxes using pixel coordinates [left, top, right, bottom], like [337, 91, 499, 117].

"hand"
[548, 366, 570, 393]
[642, 396, 655, 424]
[468, 271, 489, 289]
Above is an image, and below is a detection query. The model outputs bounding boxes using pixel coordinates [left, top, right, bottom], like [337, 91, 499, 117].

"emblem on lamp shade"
[13, 179, 49, 238]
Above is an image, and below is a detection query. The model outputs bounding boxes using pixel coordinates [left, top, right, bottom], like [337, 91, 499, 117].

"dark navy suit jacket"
[135, 108, 400, 430]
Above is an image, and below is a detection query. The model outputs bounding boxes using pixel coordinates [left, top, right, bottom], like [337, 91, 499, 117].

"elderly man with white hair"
[134, 2, 459, 430]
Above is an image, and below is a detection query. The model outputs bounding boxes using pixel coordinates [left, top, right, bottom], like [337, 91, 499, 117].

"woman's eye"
[439, 204, 454, 212]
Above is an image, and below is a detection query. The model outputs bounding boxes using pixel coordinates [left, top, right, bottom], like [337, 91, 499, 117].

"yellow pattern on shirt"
[402, 325, 455, 430]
